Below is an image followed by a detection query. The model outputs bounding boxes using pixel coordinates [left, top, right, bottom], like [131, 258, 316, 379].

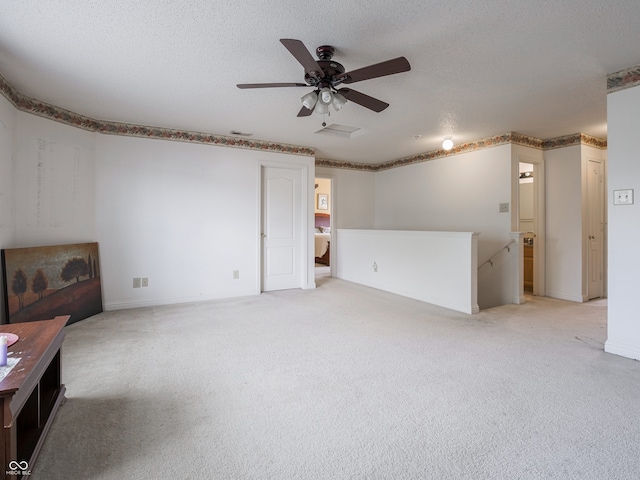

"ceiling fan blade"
[338, 88, 389, 112]
[341, 57, 411, 84]
[280, 39, 323, 79]
[297, 105, 314, 117]
[237, 82, 308, 89]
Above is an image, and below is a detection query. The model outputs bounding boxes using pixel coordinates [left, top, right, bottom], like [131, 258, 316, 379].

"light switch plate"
[613, 189, 634, 205]
[499, 203, 509, 213]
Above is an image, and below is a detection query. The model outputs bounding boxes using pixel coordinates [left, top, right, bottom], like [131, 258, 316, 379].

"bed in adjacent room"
[314, 213, 331, 265]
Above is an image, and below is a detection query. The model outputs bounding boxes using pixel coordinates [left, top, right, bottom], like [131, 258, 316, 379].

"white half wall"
[336, 229, 479, 314]
[606, 84, 640, 361]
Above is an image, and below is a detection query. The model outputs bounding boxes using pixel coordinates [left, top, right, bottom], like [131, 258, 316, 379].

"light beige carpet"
[31, 277, 640, 479]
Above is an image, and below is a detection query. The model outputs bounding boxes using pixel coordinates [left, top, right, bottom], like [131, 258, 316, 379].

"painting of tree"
[11, 268, 28, 310]
[61, 257, 90, 283]
[1, 242, 103, 324]
[32, 268, 49, 300]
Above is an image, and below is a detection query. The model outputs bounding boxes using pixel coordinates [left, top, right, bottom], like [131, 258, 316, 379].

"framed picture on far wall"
[317, 194, 328, 210]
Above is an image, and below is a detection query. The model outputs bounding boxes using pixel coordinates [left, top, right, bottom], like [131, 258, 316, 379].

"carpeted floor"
[31, 276, 640, 479]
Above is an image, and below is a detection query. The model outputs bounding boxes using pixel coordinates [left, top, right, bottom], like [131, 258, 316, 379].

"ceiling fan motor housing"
[316, 45, 335, 60]
[305, 48, 346, 89]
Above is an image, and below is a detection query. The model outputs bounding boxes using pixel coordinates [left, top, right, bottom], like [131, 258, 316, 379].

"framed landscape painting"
[1, 242, 103, 325]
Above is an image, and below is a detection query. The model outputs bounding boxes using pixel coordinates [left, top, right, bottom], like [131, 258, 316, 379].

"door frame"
[258, 159, 314, 292]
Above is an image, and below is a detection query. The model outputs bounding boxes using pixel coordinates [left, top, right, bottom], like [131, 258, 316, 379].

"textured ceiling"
[1, 1, 639, 164]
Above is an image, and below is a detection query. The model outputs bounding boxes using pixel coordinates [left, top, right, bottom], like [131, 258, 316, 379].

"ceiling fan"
[237, 39, 411, 117]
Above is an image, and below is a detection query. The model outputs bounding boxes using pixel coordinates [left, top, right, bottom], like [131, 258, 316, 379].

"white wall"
[545, 145, 583, 301]
[544, 144, 607, 302]
[374, 145, 512, 256]
[95, 135, 257, 308]
[606, 85, 640, 360]
[95, 134, 313, 309]
[314, 167, 375, 229]
[0, 99, 314, 315]
[0, 109, 96, 323]
[0, 96, 15, 243]
[0, 95, 16, 320]
[12, 112, 96, 246]
[373, 144, 513, 308]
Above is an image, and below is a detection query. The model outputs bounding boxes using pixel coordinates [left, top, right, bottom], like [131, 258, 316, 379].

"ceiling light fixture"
[319, 87, 333, 105]
[301, 87, 347, 115]
[331, 92, 347, 111]
[315, 101, 329, 115]
[442, 136, 454, 151]
[301, 91, 318, 110]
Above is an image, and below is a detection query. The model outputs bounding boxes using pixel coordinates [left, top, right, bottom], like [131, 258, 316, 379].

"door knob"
[261, 233, 266, 238]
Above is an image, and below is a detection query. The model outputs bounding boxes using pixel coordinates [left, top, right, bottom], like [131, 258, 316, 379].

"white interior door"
[587, 158, 604, 299]
[262, 167, 302, 291]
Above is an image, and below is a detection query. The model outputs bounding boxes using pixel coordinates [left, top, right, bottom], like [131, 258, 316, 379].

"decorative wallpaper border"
[317, 132, 606, 172]
[607, 64, 640, 94]
[542, 133, 608, 150]
[1, 72, 607, 172]
[0, 73, 315, 157]
[314, 158, 378, 172]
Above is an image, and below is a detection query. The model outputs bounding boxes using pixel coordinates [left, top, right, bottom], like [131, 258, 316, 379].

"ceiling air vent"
[314, 124, 366, 140]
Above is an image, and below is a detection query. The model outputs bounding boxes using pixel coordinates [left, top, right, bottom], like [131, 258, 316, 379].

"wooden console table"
[0, 315, 68, 479]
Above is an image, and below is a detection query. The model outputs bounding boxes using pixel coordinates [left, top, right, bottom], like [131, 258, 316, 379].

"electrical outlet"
[141, 277, 149, 287]
[499, 203, 509, 213]
[233, 270, 240, 279]
[373, 262, 378, 272]
[133, 277, 141, 288]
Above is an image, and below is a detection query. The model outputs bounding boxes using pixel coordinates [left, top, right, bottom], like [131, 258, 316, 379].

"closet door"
[262, 166, 302, 291]
[587, 157, 604, 299]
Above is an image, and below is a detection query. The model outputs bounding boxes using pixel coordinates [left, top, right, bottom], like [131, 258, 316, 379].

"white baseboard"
[104, 289, 260, 311]
[604, 340, 640, 361]
[544, 290, 584, 303]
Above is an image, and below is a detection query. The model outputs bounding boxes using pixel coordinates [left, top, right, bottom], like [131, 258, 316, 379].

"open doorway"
[314, 177, 332, 280]
[517, 157, 545, 297]
[519, 163, 535, 292]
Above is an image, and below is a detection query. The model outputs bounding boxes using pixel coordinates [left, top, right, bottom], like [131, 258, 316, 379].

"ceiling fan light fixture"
[331, 92, 347, 111]
[315, 101, 329, 115]
[301, 91, 318, 110]
[318, 87, 333, 105]
[442, 136, 454, 151]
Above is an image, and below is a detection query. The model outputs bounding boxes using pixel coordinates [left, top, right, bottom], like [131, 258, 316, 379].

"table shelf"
[0, 316, 68, 479]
